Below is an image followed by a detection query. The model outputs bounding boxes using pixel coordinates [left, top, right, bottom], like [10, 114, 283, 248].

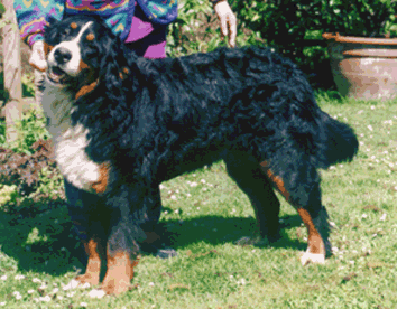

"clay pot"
[323, 32, 397, 101]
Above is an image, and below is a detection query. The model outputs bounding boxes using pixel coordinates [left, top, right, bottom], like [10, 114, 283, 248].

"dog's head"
[44, 16, 127, 97]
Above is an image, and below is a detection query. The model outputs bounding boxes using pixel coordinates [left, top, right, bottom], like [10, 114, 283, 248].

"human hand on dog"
[29, 40, 47, 72]
[213, 0, 236, 47]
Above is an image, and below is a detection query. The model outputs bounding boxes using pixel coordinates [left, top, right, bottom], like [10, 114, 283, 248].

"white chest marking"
[42, 82, 100, 191]
[55, 123, 100, 191]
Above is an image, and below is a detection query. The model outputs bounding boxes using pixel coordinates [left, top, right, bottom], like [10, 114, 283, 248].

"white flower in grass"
[201, 179, 206, 184]
[237, 278, 246, 285]
[39, 296, 51, 302]
[66, 291, 75, 298]
[367, 124, 373, 131]
[57, 296, 64, 300]
[12, 291, 21, 300]
[0, 302, 6, 306]
[174, 209, 179, 214]
[362, 214, 368, 218]
[15, 274, 25, 280]
[149, 282, 155, 286]
[28, 289, 35, 294]
[39, 283, 47, 290]
[80, 302, 88, 307]
[370, 105, 376, 110]
[33, 278, 41, 283]
[88, 289, 105, 299]
[159, 184, 165, 190]
[190, 181, 197, 187]
[380, 213, 387, 221]
[1, 275, 7, 281]
[171, 195, 177, 200]
[186, 193, 192, 197]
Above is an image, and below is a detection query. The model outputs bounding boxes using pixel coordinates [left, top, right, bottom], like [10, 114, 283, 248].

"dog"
[42, 16, 358, 295]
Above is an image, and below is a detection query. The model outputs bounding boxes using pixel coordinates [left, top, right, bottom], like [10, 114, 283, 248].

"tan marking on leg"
[259, 161, 290, 200]
[71, 22, 77, 29]
[102, 251, 139, 295]
[86, 34, 95, 41]
[92, 162, 110, 194]
[76, 238, 102, 285]
[297, 208, 324, 255]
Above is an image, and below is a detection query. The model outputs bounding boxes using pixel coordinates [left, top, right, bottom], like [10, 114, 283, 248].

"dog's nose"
[54, 47, 72, 65]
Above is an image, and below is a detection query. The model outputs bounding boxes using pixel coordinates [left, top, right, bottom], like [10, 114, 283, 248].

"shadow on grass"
[162, 212, 306, 252]
[0, 199, 86, 276]
[0, 200, 305, 277]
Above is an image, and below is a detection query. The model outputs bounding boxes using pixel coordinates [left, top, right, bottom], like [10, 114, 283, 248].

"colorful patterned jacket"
[13, 0, 178, 46]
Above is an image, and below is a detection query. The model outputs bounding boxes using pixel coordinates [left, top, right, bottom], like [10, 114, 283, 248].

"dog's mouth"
[47, 66, 71, 85]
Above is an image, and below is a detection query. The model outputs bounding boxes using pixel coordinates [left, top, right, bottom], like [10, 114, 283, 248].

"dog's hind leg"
[224, 152, 280, 243]
[260, 162, 331, 264]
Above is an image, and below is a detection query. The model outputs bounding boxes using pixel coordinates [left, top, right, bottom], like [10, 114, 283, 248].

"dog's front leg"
[102, 187, 146, 295]
[76, 224, 106, 286]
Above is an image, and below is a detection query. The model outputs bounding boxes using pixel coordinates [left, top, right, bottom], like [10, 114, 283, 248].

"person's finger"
[220, 14, 229, 38]
[228, 14, 236, 47]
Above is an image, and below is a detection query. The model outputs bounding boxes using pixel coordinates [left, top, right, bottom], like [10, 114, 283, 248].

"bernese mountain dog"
[42, 16, 358, 295]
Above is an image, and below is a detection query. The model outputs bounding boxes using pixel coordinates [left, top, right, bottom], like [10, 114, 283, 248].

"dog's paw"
[301, 251, 325, 265]
[76, 272, 100, 286]
[101, 277, 131, 295]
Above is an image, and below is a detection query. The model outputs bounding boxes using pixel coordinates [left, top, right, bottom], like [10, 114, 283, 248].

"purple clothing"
[124, 6, 166, 58]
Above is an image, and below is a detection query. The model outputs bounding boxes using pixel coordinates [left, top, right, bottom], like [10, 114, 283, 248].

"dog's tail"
[317, 110, 359, 168]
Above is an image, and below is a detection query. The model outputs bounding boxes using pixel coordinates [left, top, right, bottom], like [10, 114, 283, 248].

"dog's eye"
[62, 28, 72, 37]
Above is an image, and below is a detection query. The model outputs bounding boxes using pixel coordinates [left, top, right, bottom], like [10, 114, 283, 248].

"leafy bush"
[233, 0, 397, 88]
[323, 0, 397, 37]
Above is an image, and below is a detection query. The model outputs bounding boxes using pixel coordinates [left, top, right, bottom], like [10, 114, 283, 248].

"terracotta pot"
[323, 32, 397, 101]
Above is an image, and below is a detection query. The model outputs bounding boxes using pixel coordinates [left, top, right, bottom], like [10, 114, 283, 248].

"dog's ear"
[95, 30, 129, 100]
[44, 17, 62, 46]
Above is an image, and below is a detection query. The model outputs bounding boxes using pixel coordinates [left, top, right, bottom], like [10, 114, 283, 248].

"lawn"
[0, 93, 396, 308]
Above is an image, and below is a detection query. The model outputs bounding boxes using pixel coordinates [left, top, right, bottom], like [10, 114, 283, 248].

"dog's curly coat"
[42, 16, 358, 294]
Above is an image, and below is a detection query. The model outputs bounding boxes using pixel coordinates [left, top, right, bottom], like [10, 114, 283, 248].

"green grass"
[1, 94, 397, 308]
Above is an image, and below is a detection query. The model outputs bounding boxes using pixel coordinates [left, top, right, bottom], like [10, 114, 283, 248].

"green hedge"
[232, 0, 397, 89]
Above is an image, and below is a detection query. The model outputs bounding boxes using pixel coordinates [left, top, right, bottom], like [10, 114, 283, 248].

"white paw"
[301, 251, 325, 265]
[63, 279, 91, 291]
[88, 289, 105, 299]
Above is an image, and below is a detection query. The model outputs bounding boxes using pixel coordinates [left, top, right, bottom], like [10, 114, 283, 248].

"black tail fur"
[318, 111, 359, 168]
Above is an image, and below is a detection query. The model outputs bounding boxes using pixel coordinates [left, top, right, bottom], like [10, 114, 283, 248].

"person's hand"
[29, 40, 47, 72]
[213, 0, 236, 47]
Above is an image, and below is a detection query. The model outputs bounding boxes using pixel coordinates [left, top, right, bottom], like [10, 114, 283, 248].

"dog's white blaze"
[42, 76, 100, 191]
[47, 21, 93, 76]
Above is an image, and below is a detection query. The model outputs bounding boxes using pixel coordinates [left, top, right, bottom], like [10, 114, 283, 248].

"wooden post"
[2, 0, 22, 144]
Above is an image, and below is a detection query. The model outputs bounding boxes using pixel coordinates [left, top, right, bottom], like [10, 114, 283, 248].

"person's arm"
[210, 0, 236, 47]
[13, 0, 63, 70]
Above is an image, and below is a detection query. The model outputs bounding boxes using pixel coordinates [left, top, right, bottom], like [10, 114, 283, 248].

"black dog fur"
[43, 16, 359, 294]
